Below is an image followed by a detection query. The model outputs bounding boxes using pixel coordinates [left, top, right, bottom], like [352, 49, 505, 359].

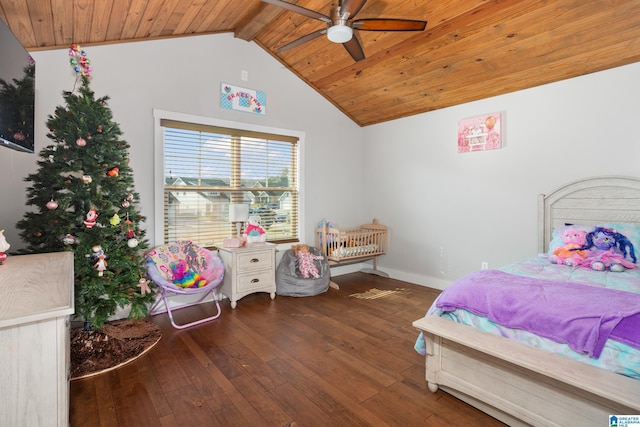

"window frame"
[153, 109, 304, 248]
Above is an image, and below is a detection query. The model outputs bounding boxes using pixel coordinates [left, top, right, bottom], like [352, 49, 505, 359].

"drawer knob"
[250, 258, 259, 263]
[251, 278, 260, 283]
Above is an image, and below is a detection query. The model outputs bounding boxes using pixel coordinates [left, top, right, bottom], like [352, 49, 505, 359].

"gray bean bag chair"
[276, 247, 330, 297]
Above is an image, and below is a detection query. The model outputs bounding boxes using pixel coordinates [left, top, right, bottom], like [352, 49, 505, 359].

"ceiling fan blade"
[353, 18, 427, 32]
[278, 28, 327, 51]
[261, 0, 331, 24]
[343, 36, 365, 62]
[339, 0, 367, 19]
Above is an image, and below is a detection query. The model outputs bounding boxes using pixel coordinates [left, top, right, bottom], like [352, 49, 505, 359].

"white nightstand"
[217, 243, 277, 308]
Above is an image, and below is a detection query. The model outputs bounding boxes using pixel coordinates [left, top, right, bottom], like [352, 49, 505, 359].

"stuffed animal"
[574, 226, 637, 272]
[292, 244, 324, 279]
[549, 228, 589, 266]
[318, 219, 335, 244]
[244, 215, 267, 244]
[0, 229, 10, 264]
[171, 259, 208, 288]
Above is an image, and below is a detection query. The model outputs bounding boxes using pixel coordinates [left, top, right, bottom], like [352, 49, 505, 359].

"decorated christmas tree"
[16, 46, 155, 329]
[0, 58, 35, 149]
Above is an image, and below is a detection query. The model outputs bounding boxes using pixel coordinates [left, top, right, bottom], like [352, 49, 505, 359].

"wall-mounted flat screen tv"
[0, 18, 35, 153]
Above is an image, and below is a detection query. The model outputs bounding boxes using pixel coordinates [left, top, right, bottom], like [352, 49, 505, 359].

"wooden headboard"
[538, 176, 640, 253]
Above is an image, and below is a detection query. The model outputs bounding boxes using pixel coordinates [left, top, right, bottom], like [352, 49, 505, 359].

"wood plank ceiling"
[1, 0, 640, 127]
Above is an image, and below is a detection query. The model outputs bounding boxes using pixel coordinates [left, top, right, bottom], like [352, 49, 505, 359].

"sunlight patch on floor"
[349, 288, 406, 300]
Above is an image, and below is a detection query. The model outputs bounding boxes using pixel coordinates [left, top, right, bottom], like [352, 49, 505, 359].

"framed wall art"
[220, 83, 266, 115]
[457, 112, 502, 153]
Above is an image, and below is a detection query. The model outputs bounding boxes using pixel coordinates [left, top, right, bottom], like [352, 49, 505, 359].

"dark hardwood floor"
[70, 272, 506, 427]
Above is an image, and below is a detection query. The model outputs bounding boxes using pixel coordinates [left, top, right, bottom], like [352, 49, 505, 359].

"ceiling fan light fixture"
[327, 24, 353, 43]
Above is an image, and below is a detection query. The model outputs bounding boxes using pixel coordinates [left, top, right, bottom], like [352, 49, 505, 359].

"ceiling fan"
[261, 0, 427, 62]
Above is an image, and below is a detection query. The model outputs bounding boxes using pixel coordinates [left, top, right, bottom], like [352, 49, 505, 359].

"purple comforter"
[436, 270, 640, 358]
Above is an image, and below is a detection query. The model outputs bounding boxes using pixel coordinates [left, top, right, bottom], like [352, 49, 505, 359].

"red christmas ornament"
[76, 137, 86, 147]
[46, 199, 58, 210]
[107, 167, 119, 177]
[125, 218, 135, 239]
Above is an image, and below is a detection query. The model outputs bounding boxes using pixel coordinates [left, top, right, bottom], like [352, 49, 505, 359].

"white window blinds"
[160, 119, 299, 247]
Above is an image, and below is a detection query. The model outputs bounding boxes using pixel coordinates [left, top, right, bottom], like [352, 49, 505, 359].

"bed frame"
[413, 176, 640, 427]
[315, 218, 388, 276]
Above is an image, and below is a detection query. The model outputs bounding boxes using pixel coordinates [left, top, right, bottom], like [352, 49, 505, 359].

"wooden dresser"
[0, 252, 74, 427]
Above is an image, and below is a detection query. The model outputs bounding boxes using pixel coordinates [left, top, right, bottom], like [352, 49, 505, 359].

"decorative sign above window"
[220, 83, 266, 115]
[457, 112, 502, 153]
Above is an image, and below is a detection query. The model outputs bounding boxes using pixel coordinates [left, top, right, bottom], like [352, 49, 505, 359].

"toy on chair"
[170, 259, 208, 288]
[145, 241, 225, 329]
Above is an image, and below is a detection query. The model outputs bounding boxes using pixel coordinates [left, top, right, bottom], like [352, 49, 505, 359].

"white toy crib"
[315, 218, 388, 276]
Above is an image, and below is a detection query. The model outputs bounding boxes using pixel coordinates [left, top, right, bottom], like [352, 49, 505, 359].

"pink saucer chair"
[146, 241, 225, 329]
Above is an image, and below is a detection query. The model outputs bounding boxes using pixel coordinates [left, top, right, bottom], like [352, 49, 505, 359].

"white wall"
[1, 34, 364, 254]
[363, 61, 640, 289]
[4, 32, 640, 291]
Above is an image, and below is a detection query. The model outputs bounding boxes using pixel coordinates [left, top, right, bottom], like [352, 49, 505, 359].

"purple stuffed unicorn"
[573, 227, 637, 272]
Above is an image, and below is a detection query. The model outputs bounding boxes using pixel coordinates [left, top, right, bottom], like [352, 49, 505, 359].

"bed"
[315, 218, 388, 276]
[412, 176, 640, 427]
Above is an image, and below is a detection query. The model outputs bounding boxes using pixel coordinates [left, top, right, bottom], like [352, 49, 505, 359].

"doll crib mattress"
[330, 244, 379, 258]
[416, 255, 640, 379]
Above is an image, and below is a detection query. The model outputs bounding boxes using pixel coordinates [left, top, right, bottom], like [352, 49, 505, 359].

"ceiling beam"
[234, 2, 282, 41]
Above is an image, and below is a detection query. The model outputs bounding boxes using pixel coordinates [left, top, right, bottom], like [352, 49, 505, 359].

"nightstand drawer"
[237, 270, 275, 292]
[237, 250, 274, 271]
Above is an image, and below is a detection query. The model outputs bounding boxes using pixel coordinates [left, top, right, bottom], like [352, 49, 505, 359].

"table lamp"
[229, 204, 249, 237]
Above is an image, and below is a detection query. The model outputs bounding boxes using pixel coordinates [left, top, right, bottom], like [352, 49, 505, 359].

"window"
[156, 114, 300, 247]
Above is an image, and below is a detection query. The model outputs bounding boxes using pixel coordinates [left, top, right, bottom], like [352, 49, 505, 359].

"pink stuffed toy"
[292, 244, 324, 279]
[549, 228, 588, 266]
